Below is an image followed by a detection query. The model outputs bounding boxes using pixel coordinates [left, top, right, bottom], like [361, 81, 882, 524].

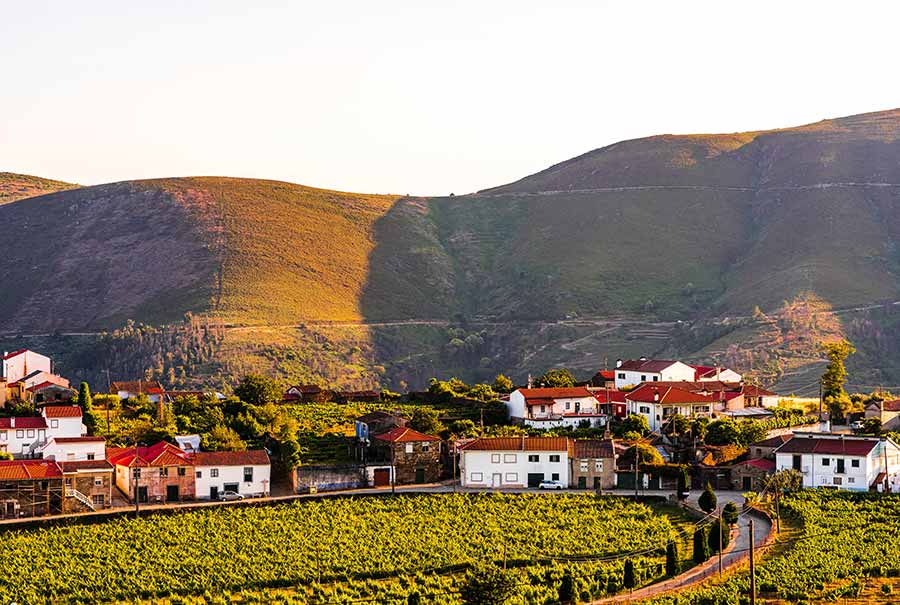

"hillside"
[0, 172, 78, 205]
[1, 108, 899, 390]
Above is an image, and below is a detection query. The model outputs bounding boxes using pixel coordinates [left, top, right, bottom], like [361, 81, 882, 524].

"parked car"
[538, 480, 564, 490]
[218, 490, 244, 501]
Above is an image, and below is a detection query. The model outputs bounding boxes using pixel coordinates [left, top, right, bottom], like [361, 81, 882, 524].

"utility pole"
[774, 489, 781, 534]
[390, 443, 396, 495]
[106, 368, 112, 438]
[451, 441, 457, 493]
[718, 507, 723, 575]
[749, 518, 757, 605]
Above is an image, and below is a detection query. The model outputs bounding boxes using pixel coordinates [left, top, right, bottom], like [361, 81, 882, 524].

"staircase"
[65, 487, 95, 511]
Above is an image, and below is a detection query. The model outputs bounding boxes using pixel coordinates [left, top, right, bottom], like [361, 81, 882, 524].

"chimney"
[716, 366, 721, 380]
[527, 374, 533, 389]
[10, 418, 14, 428]
[615, 359, 623, 368]
[653, 390, 659, 402]
[639, 355, 648, 362]
[521, 434, 525, 450]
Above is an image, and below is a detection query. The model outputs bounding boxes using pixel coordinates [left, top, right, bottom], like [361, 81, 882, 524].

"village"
[2, 347, 898, 521]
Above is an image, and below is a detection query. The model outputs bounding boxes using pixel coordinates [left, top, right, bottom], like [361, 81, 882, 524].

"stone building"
[60, 460, 114, 511]
[730, 458, 774, 491]
[570, 438, 617, 490]
[373, 427, 442, 484]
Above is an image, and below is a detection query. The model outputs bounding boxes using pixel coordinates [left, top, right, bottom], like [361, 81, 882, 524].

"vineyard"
[639, 491, 900, 604]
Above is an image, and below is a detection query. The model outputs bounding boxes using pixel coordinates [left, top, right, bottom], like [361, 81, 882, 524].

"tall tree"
[460, 565, 519, 605]
[557, 568, 575, 603]
[698, 482, 717, 513]
[536, 368, 576, 388]
[665, 541, 679, 577]
[722, 501, 739, 526]
[820, 339, 856, 399]
[676, 467, 690, 500]
[409, 407, 444, 436]
[234, 374, 282, 405]
[492, 374, 514, 394]
[692, 527, 709, 563]
[623, 559, 636, 591]
[708, 517, 728, 553]
[77, 382, 98, 435]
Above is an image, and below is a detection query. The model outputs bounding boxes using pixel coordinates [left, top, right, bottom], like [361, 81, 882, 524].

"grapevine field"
[639, 491, 900, 604]
[0, 494, 692, 604]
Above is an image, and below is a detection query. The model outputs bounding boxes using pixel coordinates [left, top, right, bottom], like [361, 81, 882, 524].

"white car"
[538, 480, 564, 490]
[218, 490, 244, 501]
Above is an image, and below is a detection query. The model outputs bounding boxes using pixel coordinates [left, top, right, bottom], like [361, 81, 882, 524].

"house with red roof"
[371, 427, 442, 485]
[864, 398, 900, 431]
[625, 384, 720, 432]
[0, 459, 64, 518]
[1, 349, 52, 384]
[730, 458, 776, 491]
[774, 433, 900, 492]
[107, 441, 195, 503]
[613, 358, 696, 389]
[192, 449, 271, 500]
[458, 436, 572, 488]
[589, 370, 616, 389]
[507, 387, 611, 429]
[110, 380, 166, 403]
[690, 364, 742, 383]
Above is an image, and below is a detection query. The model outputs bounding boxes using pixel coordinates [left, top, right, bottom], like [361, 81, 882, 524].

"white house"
[774, 433, 900, 492]
[192, 450, 271, 499]
[0, 417, 48, 457]
[38, 436, 105, 461]
[613, 358, 697, 389]
[458, 437, 571, 488]
[110, 380, 165, 403]
[625, 384, 719, 432]
[174, 434, 202, 454]
[507, 387, 608, 429]
[691, 365, 743, 383]
[42, 405, 85, 439]
[1, 349, 52, 384]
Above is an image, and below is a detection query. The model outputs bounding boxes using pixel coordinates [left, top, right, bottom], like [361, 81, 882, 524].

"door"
[742, 476, 752, 491]
[224, 483, 239, 493]
[577, 476, 587, 489]
[527, 473, 543, 488]
[373, 468, 390, 486]
[492, 473, 503, 487]
[166, 485, 179, 502]
[415, 468, 426, 484]
[137, 486, 148, 503]
[210, 486, 219, 500]
[836, 459, 845, 474]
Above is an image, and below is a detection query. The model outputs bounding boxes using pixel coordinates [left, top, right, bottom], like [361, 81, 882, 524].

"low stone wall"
[294, 465, 368, 493]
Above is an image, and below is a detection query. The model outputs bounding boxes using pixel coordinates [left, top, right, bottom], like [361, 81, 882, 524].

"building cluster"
[0, 349, 75, 406]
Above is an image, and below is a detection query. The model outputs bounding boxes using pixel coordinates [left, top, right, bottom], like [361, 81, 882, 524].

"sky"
[3, 1, 900, 196]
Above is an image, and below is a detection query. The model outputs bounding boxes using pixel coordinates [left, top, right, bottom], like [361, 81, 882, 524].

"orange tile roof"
[0, 460, 63, 479]
[459, 436, 571, 452]
[374, 427, 440, 443]
[108, 441, 191, 467]
[518, 387, 593, 399]
[192, 450, 270, 466]
[42, 405, 82, 418]
[627, 384, 720, 404]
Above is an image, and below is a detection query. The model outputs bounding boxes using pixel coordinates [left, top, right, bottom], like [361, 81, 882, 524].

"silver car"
[538, 480, 564, 490]
[218, 490, 244, 501]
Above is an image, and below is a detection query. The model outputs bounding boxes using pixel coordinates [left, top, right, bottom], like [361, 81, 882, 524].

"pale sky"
[3, 1, 900, 196]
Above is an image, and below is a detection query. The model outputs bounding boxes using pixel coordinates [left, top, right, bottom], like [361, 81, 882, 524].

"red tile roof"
[573, 438, 615, 458]
[374, 427, 440, 443]
[192, 449, 270, 466]
[42, 405, 82, 418]
[617, 359, 681, 373]
[592, 390, 627, 404]
[0, 460, 63, 479]
[627, 384, 719, 404]
[878, 399, 900, 412]
[737, 458, 776, 471]
[107, 441, 192, 467]
[742, 385, 778, 397]
[0, 417, 47, 429]
[51, 436, 105, 443]
[458, 436, 571, 452]
[1, 349, 28, 360]
[110, 381, 165, 395]
[775, 435, 880, 456]
[751, 434, 792, 448]
[518, 387, 593, 400]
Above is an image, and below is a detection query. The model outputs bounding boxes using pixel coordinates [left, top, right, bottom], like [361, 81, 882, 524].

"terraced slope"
[0, 172, 78, 204]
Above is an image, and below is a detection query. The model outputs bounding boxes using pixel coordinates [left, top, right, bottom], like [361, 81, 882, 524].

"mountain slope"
[0, 172, 78, 205]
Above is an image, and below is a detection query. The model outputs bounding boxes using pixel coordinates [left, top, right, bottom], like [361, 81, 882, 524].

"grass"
[0, 172, 78, 205]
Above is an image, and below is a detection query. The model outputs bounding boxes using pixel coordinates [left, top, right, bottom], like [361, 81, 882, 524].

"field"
[0, 494, 694, 604]
[639, 491, 900, 604]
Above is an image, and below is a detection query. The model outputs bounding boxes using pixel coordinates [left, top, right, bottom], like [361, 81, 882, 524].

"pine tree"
[558, 568, 575, 603]
[676, 467, 689, 500]
[77, 382, 97, 436]
[623, 559, 636, 591]
[698, 482, 717, 513]
[722, 501, 739, 526]
[692, 527, 709, 563]
[665, 541, 679, 577]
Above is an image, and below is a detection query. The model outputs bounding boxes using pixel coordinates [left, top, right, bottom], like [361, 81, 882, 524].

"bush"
[698, 482, 718, 513]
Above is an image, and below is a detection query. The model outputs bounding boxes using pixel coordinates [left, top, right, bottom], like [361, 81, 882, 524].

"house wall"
[388, 441, 442, 484]
[44, 415, 83, 439]
[775, 452, 872, 491]
[698, 369, 742, 382]
[730, 464, 770, 491]
[460, 449, 569, 488]
[40, 441, 105, 461]
[569, 456, 616, 490]
[2, 351, 52, 383]
[0, 477, 63, 518]
[295, 465, 368, 493]
[0, 425, 47, 457]
[114, 464, 196, 502]
[626, 401, 713, 432]
[63, 471, 114, 511]
[195, 463, 270, 499]
[524, 415, 607, 429]
[614, 362, 695, 389]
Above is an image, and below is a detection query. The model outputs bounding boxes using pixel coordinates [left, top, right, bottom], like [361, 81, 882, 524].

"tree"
[722, 501, 739, 526]
[492, 374, 514, 394]
[736, 420, 767, 447]
[467, 383, 496, 402]
[665, 541, 679, 577]
[708, 517, 728, 553]
[234, 374, 282, 405]
[557, 568, 575, 603]
[0, 452, 12, 461]
[704, 419, 740, 446]
[618, 413, 651, 437]
[623, 559, 636, 591]
[862, 417, 882, 435]
[202, 425, 248, 451]
[460, 565, 519, 605]
[690, 417, 709, 442]
[536, 368, 576, 388]
[409, 407, 444, 436]
[77, 382, 98, 435]
[765, 469, 803, 493]
[820, 339, 856, 400]
[698, 482, 717, 513]
[676, 467, 690, 500]
[665, 413, 691, 438]
[692, 527, 709, 563]
[621, 443, 664, 467]
[407, 592, 421, 605]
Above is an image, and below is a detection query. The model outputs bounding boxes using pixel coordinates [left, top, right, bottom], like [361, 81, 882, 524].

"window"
[579, 460, 588, 472]
[16, 430, 24, 438]
[87, 453, 95, 461]
[503, 454, 517, 463]
[0, 431, 6, 441]
[618, 373, 625, 379]
[244, 467, 254, 482]
[94, 477, 103, 486]
[505, 472, 518, 482]
[405, 443, 413, 453]
[178, 467, 186, 476]
[540, 405, 546, 413]
[26, 429, 35, 438]
[833, 477, 843, 485]
[422, 444, 430, 452]
[792, 455, 802, 471]
[549, 455, 560, 463]
[848, 477, 856, 483]
[851, 459, 860, 468]
[836, 459, 845, 474]
[551, 473, 560, 481]
[491, 454, 501, 463]
[211, 469, 219, 478]
[92, 494, 104, 506]
[639, 406, 650, 414]
[652, 376, 659, 382]
[565, 402, 571, 410]
[595, 460, 603, 472]
[196, 471, 202, 479]
[528, 454, 539, 462]
[133, 468, 141, 478]
[822, 458, 830, 466]
[159, 467, 168, 477]
[641, 375, 647, 382]
[471, 472, 483, 482]
[50, 419, 59, 429]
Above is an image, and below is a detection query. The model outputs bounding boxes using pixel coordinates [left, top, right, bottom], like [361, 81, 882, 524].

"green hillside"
[0, 172, 78, 205]
[1, 109, 899, 390]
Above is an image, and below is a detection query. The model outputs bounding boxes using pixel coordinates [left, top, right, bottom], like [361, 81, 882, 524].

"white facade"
[194, 453, 271, 499]
[1, 350, 52, 383]
[775, 436, 900, 492]
[614, 361, 695, 389]
[697, 368, 742, 382]
[43, 411, 84, 439]
[625, 400, 714, 432]
[507, 389, 607, 429]
[460, 448, 569, 488]
[0, 419, 47, 457]
[38, 437, 105, 461]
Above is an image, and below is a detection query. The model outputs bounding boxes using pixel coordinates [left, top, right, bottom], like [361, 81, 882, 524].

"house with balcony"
[774, 433, 900, 492]
[507, 387, 609, 429]
[625, 384, 720, 432]
[458, 436, 571, 488]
